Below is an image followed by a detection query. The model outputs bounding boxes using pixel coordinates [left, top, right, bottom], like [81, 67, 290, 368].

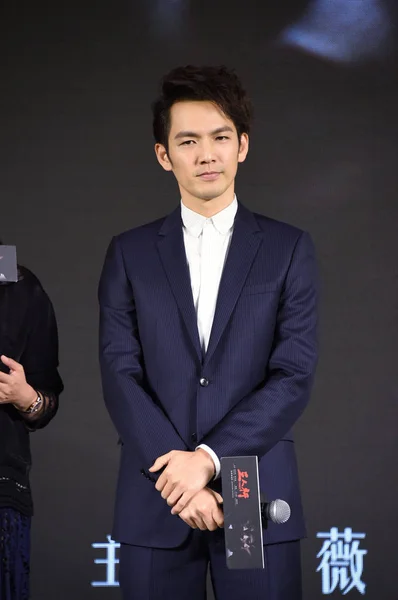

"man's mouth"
[197, 171, 220, 181]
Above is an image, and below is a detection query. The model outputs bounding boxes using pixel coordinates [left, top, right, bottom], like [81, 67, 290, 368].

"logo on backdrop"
[91, 535, 120, 587]
[316, 527, 367, 595]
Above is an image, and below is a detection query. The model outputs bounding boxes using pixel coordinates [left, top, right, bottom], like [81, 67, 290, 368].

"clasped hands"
[149, 449, 224, 531]
[0, 355, 37, 410]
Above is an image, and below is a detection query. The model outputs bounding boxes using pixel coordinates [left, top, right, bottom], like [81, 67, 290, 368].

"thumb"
[149, 453, 171, 473]
[1, 355, 22, 371]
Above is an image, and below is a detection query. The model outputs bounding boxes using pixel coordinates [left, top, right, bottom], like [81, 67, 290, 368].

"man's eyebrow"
[174, 131, 200, 140]
[174, 126, 234, 140]
[211, 126, 234, 135]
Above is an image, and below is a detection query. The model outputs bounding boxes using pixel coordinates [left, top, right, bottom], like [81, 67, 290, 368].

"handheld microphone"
[260, 499, 291, 525]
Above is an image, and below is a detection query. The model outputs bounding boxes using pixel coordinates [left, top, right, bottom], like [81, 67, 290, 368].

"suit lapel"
[204, 203, 263, 366]
[156, 207, 202, 363]
[156, 203, 263, 366]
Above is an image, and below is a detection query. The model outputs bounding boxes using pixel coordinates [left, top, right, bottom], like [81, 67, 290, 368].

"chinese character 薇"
[317, 527, 367, 595]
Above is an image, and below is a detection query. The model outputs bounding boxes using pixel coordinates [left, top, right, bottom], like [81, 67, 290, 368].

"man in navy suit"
[99, 65, 318, 599]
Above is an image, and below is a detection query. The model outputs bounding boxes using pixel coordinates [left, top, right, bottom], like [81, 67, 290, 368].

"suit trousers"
[119, 528, 302, 600]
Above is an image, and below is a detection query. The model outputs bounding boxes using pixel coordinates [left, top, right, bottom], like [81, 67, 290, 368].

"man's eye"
[216, 136, 229, 141]
[181, 140, 195, 146]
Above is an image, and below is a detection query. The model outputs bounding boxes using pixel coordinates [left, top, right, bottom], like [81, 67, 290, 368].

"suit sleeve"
[200, 231, 318, 459]
[98, 236, 187, 468]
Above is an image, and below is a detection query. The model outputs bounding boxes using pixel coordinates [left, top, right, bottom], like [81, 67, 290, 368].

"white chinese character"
[91, 535, 120, 587]
[317, 527, 367, 595]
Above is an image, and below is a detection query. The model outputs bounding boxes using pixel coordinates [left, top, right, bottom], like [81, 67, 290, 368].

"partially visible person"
[0, 243, 63, 600]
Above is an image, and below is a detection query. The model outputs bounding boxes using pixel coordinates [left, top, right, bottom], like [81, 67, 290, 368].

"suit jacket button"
[191, 433, 198, 443]
[199, 377, 209, 387]
[140, 469, 147, 478]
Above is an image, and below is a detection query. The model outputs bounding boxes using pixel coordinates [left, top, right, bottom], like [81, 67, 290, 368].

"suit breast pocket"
[241, 282, 279, 296]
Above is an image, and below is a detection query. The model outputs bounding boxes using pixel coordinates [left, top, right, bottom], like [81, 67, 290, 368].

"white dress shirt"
[181, 196, 238, 478]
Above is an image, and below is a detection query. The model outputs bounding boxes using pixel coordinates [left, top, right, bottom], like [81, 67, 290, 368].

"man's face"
[155, 100, 249, 206]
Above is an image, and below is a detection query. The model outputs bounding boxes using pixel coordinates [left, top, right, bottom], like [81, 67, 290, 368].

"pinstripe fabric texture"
[98, 201, 318, 549]
[119, 533, 301, 600]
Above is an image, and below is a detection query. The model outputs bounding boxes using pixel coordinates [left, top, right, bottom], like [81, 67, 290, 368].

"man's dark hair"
[152, 65, 252, 150]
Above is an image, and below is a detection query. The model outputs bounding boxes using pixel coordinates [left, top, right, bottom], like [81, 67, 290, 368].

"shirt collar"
[181, 196, 238, 237]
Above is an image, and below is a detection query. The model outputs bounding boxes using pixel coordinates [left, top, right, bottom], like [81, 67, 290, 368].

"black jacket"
[0, 267, 63, 516]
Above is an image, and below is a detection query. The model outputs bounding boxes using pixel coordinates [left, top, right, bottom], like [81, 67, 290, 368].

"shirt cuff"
[196, 444, 221, 479]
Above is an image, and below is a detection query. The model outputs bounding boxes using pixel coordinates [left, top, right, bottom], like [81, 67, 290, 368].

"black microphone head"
[267, 499, 291, 524]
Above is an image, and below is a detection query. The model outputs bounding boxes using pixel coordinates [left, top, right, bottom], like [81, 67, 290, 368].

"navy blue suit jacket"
[98, 202, 318, 548]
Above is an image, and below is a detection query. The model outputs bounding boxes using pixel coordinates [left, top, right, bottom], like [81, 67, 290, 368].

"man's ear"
[238, 133, 249, 164]
[155, 143, 173, 171]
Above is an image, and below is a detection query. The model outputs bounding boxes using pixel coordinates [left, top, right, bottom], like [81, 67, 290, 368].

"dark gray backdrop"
[1, 1, 397, 598]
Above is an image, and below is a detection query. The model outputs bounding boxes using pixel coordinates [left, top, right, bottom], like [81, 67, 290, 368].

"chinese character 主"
[91, 535, 120, 587]
[317, 527, 367, 595]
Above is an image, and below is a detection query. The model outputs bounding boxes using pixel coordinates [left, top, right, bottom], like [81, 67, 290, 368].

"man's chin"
[194, 186, 227, 202]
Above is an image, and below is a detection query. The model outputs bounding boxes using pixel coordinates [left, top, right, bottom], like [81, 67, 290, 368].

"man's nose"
[198, 141, 215, 164]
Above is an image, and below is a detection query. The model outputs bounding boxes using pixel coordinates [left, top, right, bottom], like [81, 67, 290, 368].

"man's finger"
[1, 356, 22, 371]
[201, 512, 217, 532]
[160, 481, 176, 501]
[192, 514, 207, 531]
[213, 507, 224, 528]
[213, 492, 223, 504]
[149, 453, 171, 473]
[166, 486, 184, 507]
[179, 512, 196, 529]
[170, 490, 193, 515]
[0, 372, 10, 383]
[155, 469, 171, 492]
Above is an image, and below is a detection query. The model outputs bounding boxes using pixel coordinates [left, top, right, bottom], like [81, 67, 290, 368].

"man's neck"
[181, 192, 236, 218]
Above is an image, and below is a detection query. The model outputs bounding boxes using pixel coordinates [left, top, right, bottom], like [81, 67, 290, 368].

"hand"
[179, 487, 224, 531]
[0, 356, 37, 410]
[149, 449, 215, 515]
